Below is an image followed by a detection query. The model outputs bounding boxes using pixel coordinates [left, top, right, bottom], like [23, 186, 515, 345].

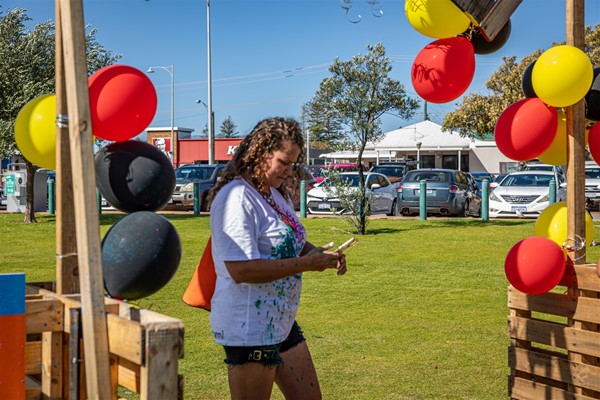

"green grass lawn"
[2, 213, 598, 399]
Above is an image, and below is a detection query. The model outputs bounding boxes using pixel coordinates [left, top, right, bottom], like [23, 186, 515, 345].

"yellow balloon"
[405, 0, 471, 39]
[539, 110, 567, 165]
[532, 45, 593, 108]
[534, 201, 594, 250]
[14, 94, 56, 170]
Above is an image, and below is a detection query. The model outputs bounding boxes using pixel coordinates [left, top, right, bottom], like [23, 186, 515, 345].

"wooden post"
[565, 0, 586, 266]
[58, 0, 112, 398]
[55, 0, 79, 296]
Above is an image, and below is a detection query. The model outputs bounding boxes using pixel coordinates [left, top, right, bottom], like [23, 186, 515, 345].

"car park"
[488, 170, 566, 218]
[398, 169, 482, 217]
[306, 171, 398, 215]
[312, 163, 361, 183]
[585, 161, 600, 210]
[171, 164, 226, 211]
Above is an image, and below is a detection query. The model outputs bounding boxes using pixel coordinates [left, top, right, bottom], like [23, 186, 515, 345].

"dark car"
[369, 161, 417, 187]
[171, 164, 226, 211]
[470, 172, 495, 191]
[398, 169, 481, 217]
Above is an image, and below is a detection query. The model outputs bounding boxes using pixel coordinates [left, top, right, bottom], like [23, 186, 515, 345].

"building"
[319, 120, 515, 174]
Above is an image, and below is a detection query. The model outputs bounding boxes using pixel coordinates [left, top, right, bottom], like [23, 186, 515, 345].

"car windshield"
[313, 167, 346, 178]
[471, 173, 492, 181]
[585, 168, 600, 179]
[175, 166, 215, 180]
[320, 175, 360, 187]
[372, 166, 404, 176]
[404, 171, 450, 183]
[501, 174, 554, 187]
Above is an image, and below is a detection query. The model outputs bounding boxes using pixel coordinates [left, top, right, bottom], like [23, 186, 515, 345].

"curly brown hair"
[207, 117, 305, 205]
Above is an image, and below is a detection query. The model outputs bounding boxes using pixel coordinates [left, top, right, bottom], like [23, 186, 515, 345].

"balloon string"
[56, 114, 68, 128]
[562, 235, 586, 262]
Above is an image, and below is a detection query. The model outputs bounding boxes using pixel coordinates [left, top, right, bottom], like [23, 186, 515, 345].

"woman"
[207, 117, 346, 399]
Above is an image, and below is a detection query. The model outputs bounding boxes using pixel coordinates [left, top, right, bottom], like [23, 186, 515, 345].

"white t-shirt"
[209, 177, 307, 346]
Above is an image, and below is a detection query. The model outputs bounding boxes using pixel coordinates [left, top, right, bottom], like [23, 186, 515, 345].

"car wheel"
[387, 199, 398, 216]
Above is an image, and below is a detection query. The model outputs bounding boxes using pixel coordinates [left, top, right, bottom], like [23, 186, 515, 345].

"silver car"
[306, 172, 398, 215]
[585, 162, 600, 210]
[488, 171, 566, 218]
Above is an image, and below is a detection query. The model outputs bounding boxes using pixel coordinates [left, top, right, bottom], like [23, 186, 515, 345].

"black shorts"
[223, 321, 306, 366]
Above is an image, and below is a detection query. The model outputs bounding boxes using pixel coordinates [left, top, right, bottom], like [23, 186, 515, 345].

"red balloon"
[411, 36, 475, 104]
[494, 98, 557, 161]
[89, 65, 157, 142]
[505, 236, 566, 295]
[588, 123, 600, 164]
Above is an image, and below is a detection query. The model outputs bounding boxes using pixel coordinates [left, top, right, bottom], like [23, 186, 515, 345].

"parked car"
[522, 163, 564, 175]
[585, 161, 600, 210]
[171, 164, 226, 211]
[398, 169, 482, 217]
[312, 163, 361, 183]
[368, 161, 417, 187]
[488, 170, 567, 218]
[493, 173, 507, 185]
[287, 164, 317, 210]
[306, 171, 398, 215]
[470, 172, 495, 190]
[0, 186, 6, 210]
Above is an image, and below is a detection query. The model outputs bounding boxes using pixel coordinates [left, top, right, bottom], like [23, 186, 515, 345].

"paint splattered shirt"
[209, 178, 307, 346]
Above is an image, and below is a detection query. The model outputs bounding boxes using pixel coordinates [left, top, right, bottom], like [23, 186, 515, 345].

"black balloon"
[585, 67, 600, 122]
[471, 19, 511, 55]
[95, 140, 175, 213]
[102, 211, 182, 300]
[522, 60, 537, 98]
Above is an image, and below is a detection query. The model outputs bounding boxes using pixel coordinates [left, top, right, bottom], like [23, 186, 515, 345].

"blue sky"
[4, 0, 600, 137]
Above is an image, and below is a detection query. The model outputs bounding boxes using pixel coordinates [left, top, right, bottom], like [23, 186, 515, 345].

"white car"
[306, 172, 398, 215]
[585, 161, 600, 210]
[489, 171, 567, 218]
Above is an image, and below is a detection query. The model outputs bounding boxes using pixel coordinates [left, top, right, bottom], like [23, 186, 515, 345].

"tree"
[218, 116, 238, 138]
[306, 43, 419, 234]
[0, 7, 120, 222]
[443, 24, 600, 139]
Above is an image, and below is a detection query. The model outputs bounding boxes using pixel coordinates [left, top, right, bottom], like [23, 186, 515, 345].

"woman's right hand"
[305, 244, 342, 272]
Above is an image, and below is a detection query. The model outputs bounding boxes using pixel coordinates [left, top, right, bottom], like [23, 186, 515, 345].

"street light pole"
[416, 141, 422, 167]
[147, 64, 175, 166]
[207, 0, 215, 164]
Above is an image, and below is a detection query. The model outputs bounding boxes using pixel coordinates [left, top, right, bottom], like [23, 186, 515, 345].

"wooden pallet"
[25, 282, 184, 400]
[508, 264, 600, 399]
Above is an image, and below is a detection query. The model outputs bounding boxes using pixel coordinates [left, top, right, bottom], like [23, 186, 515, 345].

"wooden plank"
[479, 0, 523, 41]
[59, 0, 112, 397]
[25, 341, 42, 375]
[107, 313, 144, 364]
[509, 347, 600, 392]
[510, 376, 598, 400]
[509, 316, 600, 358]
[140, 327, 183, 399]
[25, 375, 41, 400]
[55, 0, 78, 296]
[450, 0, 495, 23]
[117, 358, 141, 393]
[508, 287, 576, 318]
[26, 299, 64, 334]
[42, 331, 63, 397]
[575, 265, 600, 292]
[572, 297, 600, 325]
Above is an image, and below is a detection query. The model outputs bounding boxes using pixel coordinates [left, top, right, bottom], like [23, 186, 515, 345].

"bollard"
[300, 180, 307, 218]
[47, 177, 55, 215]
[481, 178, 489, 221]
[96, 189, 102, 215]
[419, 179, 427, 220]
[193, 182, 201, 216]
[549, 178, 556, 205]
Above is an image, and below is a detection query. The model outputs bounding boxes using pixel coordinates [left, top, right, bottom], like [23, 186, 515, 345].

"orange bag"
[182, 237, 216, 311]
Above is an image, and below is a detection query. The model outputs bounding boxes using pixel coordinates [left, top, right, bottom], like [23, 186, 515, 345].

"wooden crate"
[508, 264, 600, 399]
[24, 283, 184, 400]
